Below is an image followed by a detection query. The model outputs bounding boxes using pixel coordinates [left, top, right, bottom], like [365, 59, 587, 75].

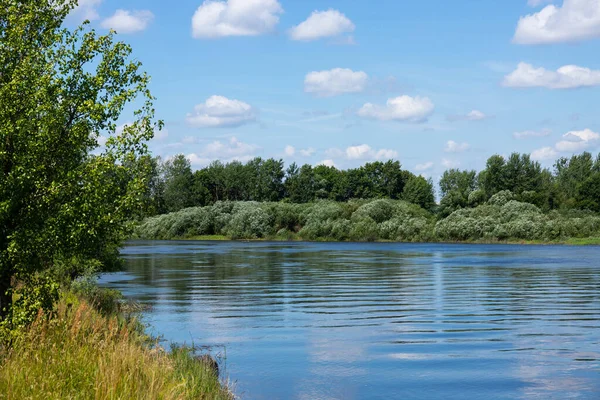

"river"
[100, 241, 600, 399]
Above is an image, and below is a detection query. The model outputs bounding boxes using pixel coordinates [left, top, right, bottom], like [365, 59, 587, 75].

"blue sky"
[72, 0, 600, 179]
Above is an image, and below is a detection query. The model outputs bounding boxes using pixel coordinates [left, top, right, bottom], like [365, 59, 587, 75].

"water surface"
[101, 241, 600, 399]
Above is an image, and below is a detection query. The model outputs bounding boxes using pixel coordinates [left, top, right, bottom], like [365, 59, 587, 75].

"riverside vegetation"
[134, 152, 600, 244]
[0, 1, 230, 398]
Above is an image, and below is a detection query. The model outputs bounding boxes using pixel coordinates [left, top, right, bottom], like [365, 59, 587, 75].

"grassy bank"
[182, 234, 600, 246]
[0, 293, 232, 400]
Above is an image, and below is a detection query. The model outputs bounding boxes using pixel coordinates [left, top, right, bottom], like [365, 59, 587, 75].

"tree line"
[143, 151, 600, 217]
[144, 156, 436, 214]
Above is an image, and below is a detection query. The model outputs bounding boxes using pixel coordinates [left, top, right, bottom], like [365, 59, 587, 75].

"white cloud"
[415, 162, 434, 172]
[284, 145, 295, 157]
[300, 147, 316, 157]
[444, 140, 470, 153]
[325, 145, 398, 161]
[186, 95, 256, 128]
[503, 62, 600, 89]
[304, 68, 368, 97]
[153, 128, 169, 141]
[187, 137, 259, 166]
[101, 10, 154, 34]
[513, 129, 551, 139]
[448, 109, 490, 122]
[289, 9, 355, 41]
[191, 0, 283, 39]
[357, 95, 435, 123]
[442, 159, 461, 168]
[531, 128, 599, 160]
[514, 0, 600, 44]
[318, 159, 336, 168]
[555, 128, 600, 151]
[466, 110, 488, 120]
[345, 144, 398, 160]
[70, 0, 102, 21]
[531, 146, 558, 160]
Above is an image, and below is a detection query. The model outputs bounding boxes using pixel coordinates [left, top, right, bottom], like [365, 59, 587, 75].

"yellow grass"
[0, 296, 232, 400]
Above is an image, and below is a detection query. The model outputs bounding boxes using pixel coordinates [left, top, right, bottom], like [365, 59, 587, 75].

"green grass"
[0, 294, 232, 400]
[564, 237, 600, 246]
[184, 234, 230, 241]
[173, 234, 600, 246]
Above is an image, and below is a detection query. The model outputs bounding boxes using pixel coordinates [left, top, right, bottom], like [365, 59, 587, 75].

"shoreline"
[152, 235, 600, 246]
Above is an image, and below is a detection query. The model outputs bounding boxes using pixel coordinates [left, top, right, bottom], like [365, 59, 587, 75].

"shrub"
[352, 199, 395, 223]
[224, 203, 273, 239]
[349, 217, 379, 241]
[468, 189, 486, 207]
[488, 190, 514, 206]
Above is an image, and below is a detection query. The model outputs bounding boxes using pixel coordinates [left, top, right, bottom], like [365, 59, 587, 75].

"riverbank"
[0, 292, 232, 400]
[175, 234, 600, 246]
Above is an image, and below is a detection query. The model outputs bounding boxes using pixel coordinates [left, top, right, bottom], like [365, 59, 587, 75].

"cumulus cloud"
[340, 145, 398, 161]
[187, 137, 259, 166]
[531, 146, 558, 160]
[186, 95, 256, 128]
[289, 9, 355, 41]
[415, 162, 434, 172]
[503, 62, 600, 89]
[357, 95, 434, 123]
[531, 128, 600, 160]
[513, 129, 552, 139]
[447, 109, 490, 122]
[101, 10, 154, 33]
[300, 147, 316, 157]
[304, 68, 368, 97]
[70, 0, 102, 21]
[283, 145, 315, 158]
[192, 0, 283, 39]
[555, 128, 600, 151]
[325, 145, 397, 161]
[284, 145, 295, 157]
[514, 0, 600, 44]
[318, 159, 336, 168]
[444, 140, 470, 153]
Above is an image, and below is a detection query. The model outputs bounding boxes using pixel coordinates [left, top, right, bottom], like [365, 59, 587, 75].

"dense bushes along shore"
[135, 194, 600, 243]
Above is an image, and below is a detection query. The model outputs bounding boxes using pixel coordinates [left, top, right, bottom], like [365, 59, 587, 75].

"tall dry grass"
[0, 296, 232, 400]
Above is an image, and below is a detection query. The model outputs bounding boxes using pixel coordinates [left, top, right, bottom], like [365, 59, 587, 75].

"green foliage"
[136, 199, 436, 242]
[71, 275, 123, 316]
[1, 275, 59, 342]
[352, 199, 395, 223]
[162, 155, 195, 213]
[435, 199, 600, 242]
[224, 203, 274, 239]
[487, 190, 515, 206]
[0, 0, 160, 318]
[402, 176, 436, 211]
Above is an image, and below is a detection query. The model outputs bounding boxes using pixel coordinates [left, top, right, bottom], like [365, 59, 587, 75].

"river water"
[100, 241, 600, 399]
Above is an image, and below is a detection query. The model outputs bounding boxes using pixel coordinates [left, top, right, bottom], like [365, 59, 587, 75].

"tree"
[403, 176, 435, 211]
[438, 169, 477, 216]
[285, 163, 315, 203]
[0, 1, 160, 319]
[162, 155, 194, 212]
[479, 155, 507, 198]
